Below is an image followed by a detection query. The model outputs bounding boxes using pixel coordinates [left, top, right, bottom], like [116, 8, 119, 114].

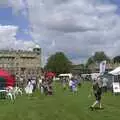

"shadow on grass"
[89, 107, 104, 111]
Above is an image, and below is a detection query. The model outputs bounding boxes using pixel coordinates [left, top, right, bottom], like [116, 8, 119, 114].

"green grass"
[0, 82, 120, 120]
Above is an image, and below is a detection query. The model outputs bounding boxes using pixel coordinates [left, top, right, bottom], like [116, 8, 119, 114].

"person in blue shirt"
[71, 78, 78, 93]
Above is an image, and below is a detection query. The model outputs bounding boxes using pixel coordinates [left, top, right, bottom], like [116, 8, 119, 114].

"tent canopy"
[45, 72, 56, 78]
[59, 73, 73, 79]
[0, 69, 15, 87]
[109, 67, 120, 75]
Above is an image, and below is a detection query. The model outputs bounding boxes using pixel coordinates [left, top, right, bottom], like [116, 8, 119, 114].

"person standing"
[62, 77, 67, 90]
[47, 78, 53, 95]
[69, 79, 73, 91]
[31, 78, 36, 92]
[71, 78, 78, 93]
[102, 77, 108, 92]
[42, 79, 48, 95]
[25, 79, 33, 95]
[78, 75, 82, 87]
[38, 77, 44, 94]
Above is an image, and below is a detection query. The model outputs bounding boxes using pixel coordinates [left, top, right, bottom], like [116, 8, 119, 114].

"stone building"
[71, 62, 120, 75]
[0, 45, 41, 79]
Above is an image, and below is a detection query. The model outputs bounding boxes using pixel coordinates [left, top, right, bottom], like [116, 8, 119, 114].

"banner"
[113, 82, 120, 93]
[99, 60, 106, 74]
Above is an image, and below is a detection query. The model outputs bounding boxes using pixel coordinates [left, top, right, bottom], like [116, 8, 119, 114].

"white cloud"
[5, 0, 120, 64]
[0, 25, 35, 50]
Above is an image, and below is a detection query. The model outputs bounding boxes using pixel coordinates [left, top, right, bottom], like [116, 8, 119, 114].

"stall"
[109, 67, 120, 94]
[0, 69, 15, 98]
[58, 73, 73, 79]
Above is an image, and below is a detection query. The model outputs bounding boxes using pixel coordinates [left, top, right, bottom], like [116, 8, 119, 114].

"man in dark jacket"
[89, 79, 102, 110]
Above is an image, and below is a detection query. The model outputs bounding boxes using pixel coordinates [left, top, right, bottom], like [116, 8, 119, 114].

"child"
[71, 79, 78, 93]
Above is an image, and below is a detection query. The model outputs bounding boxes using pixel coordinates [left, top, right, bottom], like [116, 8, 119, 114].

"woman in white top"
[69, 79, 73, 91]
[25, 79, 33, 95]
[38, 78, 44, 94]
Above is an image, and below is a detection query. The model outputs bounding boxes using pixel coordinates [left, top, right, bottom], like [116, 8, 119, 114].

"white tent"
[109, 67, 120, 93]
[109, 67, 120, 75]
[58, 73, 73, 79]
[91, 73, 100, 80]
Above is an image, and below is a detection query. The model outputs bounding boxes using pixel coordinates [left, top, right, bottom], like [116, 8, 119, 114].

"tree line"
[44, 51, 120, 75]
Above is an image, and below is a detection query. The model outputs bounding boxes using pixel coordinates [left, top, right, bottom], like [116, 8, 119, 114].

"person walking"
[89, 79, 103, 110]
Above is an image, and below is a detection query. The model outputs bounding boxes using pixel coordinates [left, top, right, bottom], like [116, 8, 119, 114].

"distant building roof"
[35, 45, 40, 49]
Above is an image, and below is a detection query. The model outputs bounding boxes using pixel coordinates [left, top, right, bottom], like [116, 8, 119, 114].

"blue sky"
[111, 0, 120, 5]
[0, 6, 31, 40]
[111, 0, 120, 13]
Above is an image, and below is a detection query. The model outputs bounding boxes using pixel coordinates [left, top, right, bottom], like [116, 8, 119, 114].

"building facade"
[0, 46, 41, 79]
[71, 62, 120, 75]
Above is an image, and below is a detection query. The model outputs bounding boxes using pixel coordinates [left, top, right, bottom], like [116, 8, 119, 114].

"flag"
[99, 60, 106, 74]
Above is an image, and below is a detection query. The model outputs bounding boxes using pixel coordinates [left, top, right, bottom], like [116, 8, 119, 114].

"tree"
[45, 52, 72, 74]
[113, 56, 120, 63]
[93, 51, 110, 63]
[86, 57, 94, 67]
[85, 51, 110, 68]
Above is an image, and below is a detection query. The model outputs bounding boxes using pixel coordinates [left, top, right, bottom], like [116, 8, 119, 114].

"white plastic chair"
[6, 87, 16, 101]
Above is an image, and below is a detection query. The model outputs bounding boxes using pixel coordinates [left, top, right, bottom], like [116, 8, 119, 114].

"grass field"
[0, 82, 120, 120]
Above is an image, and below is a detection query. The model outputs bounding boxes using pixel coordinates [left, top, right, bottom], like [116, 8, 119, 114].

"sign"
[99, 60, 106, 74]
[113, 82, 120, 93]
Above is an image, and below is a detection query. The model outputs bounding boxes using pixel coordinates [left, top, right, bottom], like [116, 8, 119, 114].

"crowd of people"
[15, 73, 108, 95]
[23, 75, 53, 96]
[61, 76, 82, 93]
[0, 71, 109, 111]
[23, 75, 82, 96]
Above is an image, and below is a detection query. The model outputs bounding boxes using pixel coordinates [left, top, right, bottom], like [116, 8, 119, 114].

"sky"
[0, 0, 120, 66]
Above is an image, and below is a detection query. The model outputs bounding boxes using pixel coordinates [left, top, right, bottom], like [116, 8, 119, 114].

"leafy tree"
[86, 57, 94, 67]
[45, 52, 72, 74]
[86, 51, 110, 68]
[113, 56, 120, 63]
[93, 51, 110, 63]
